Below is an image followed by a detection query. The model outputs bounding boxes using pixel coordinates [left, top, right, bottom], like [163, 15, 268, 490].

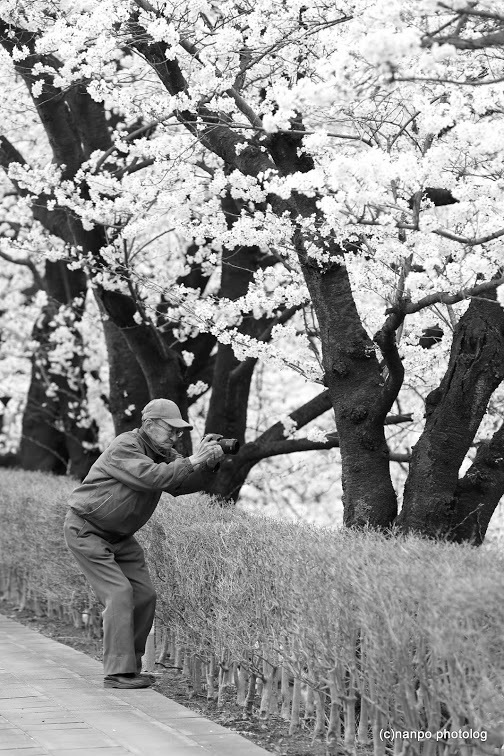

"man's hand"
[188, 435, 225, 469]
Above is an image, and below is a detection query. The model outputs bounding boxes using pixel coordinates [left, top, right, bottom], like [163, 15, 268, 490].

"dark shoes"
[138, 672, 157, 684]
[104, 673, 152, 689]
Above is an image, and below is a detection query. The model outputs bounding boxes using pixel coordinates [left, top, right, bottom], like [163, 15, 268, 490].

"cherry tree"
[1, 0, 504, 541]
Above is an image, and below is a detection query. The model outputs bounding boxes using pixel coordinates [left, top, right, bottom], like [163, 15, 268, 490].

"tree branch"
[129, 20, 283, 176]
[242, 435, 410, 462]
[254, 389, 333, 447]
[0, 249, 46, 292]
[0, 135, 73, 245]
[0, 21, 85, 179]
[252, 384, 413, 459]
[403, 276, 504, 315]
[114, 158, 156, 178]
[384, 413, 413, 425]
[394, 74, 504, 87]
[437, 5, 504, 23]
[92, 118, 172, 174]
[132, 0, 263, 129]
[422, 30, 504, 50]
[433, 228, 504, 246]
[174, 117, 373, 146]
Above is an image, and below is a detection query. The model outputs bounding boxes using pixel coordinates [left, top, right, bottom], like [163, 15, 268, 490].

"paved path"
[0, 614, 269, 756]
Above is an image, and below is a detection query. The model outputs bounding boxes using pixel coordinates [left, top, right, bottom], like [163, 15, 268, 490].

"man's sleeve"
[105, 439, 194, 492]
[171, 463, 220, 495]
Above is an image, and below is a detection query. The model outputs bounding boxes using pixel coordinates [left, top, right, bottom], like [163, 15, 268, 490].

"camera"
[205, 433, 240, 455]
[217, 438, 240, 455]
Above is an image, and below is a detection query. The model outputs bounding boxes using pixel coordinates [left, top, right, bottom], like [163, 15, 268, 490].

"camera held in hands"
[217, 438, 240, 455]
[205, 433, 240, 455]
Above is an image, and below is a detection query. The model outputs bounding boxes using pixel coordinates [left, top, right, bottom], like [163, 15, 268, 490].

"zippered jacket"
[68, 428, 199, 537]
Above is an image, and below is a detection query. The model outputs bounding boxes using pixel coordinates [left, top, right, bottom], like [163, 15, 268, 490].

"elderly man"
[64, 398, 224, 689]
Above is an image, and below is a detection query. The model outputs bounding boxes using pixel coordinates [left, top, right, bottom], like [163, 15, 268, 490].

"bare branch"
[252, 389, 413, 461]
[437, 5, 504, 23]
[394, 74, 504, 87]
[433, 228, 504, 246]
[422, 30, 504, 50]
[114, 158, 155, 179]
[244, 435, 410, 462]
[404, 276, 504, 315]
[132, 0, 156, 11]
[226, 88, 263, 129]
[384, 413, 413, 425]
[255, 389, 333, 447]
[176, 117, 374, 145]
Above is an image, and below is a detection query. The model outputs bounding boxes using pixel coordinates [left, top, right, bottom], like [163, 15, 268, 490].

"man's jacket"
[68, 428, 203, 537]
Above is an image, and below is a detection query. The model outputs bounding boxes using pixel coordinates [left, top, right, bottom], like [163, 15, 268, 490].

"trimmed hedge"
[1, 468, 504, 754]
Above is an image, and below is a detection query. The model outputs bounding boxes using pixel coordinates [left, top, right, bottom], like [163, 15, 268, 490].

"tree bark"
[301, 259, 397, 528]
[203, 193, 293, 497]
[0, 22, 193, 450]
[100, 315, 150, 434]
[19, 262, 100, 478]
[266, 114, 399, 527]
[398, 296, 504, 537]
[205, 195, 270, 435]
[448, 421, 504, 544]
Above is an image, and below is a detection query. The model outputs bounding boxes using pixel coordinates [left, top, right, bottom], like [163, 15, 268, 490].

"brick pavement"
[0, 614, 269, 756]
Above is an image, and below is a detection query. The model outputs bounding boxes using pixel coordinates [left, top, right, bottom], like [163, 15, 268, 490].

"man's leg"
[64, 511, 138, 676]
[113, 537, 156, 674]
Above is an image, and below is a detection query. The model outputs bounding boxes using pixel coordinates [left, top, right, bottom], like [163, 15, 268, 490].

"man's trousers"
[64, 509, 156, 676]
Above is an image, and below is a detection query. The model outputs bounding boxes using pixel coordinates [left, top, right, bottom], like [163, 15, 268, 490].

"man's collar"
[137, 427, 172, 461]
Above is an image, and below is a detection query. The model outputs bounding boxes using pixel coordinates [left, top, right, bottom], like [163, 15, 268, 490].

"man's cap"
[141, 399, 193, 429]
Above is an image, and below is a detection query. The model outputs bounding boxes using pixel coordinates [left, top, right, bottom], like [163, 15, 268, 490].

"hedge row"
[1, 468, 503, 755]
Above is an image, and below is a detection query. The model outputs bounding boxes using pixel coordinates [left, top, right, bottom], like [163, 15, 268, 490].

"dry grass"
[1, 468, 503, 753]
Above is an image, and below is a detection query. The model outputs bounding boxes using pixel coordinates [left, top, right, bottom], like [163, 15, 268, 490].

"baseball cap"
[141, 399, 193, 429]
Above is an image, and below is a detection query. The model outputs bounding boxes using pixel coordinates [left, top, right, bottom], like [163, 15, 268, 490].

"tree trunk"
[203, 195, 279, 497]
[301, 260, 397, 528]
[19, 353, 69, 475]
[398, 296, 504, 538]
[204, 249, 269, 448]
[98, 289, 189, 394]
[267, 117, 398, 528]
[100, 315, 150, 434]
[19, 262, 100, 479]
[449, 421, 504, 544]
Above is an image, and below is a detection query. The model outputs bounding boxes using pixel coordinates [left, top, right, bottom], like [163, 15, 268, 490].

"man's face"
[147, 419, 183, 449]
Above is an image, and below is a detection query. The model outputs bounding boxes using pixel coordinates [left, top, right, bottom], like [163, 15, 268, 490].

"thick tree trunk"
[266, 117, 398, 528]
[397, 296, 504, 538]
[301, 261, 397, 528]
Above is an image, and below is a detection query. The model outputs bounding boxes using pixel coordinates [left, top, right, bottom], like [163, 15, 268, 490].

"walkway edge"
[0, 613, 270, 755]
